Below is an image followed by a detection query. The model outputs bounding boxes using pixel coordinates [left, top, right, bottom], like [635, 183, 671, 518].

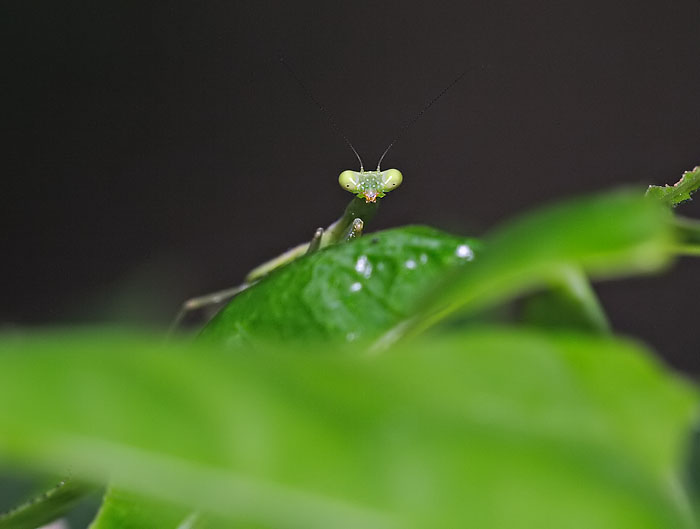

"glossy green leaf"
[200, 226, 480, 344]
[646, 166, 700, 207]
[0, 330, 696, 529]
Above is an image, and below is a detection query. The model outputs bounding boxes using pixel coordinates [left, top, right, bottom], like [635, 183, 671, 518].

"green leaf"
[200, 226, 480, 344]
[646, 166, 700, 207]
[520, 266, 611, 333]
[674, 217, 700, 256]
[0, 330, 696, 529]
[91, 487, 227, 529]
[90, 487, 194, 529]
[0, 477, 94, 529]
[388, 191, 674, 343]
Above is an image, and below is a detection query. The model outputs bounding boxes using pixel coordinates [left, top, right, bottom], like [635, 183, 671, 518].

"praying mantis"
[170, 167, 403, 330]
[170, 58, 465, 331]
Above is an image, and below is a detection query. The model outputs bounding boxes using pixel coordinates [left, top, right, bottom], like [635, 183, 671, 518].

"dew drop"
[355, 255, 373, 278]
[456, 244, 474, 261]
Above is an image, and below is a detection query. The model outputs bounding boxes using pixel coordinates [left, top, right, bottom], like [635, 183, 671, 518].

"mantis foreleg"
[170, 197, 378, 331]
[245, 197, 377, 281]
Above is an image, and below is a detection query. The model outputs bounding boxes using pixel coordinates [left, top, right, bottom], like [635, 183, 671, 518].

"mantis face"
[338, 169, 403, 203]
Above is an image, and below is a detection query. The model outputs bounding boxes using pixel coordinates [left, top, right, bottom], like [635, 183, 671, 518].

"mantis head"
[338, 169, 403, 203]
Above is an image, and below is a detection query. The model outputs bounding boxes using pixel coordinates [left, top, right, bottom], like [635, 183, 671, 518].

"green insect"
[170, 58, 463, 331]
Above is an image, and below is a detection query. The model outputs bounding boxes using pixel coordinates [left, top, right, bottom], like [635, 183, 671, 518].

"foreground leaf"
[0, 330, 696, 528]
[200, 226, 480, 344]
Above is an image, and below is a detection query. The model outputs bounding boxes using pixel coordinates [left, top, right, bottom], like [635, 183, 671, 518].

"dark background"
[4, 1, 700, 371]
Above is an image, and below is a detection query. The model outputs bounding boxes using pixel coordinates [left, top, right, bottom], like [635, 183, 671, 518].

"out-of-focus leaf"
[200, 226, 480, 344]
[674, 217, 700, 256]
[89, 488, 193, 529]
[0, 330, 696, 529]
[0, 477, 93, 529]
[385, 191, 673, 343]
[646, 166, 700, 207]
[90, 487, 225, 529]
[520, 266, 610, 333]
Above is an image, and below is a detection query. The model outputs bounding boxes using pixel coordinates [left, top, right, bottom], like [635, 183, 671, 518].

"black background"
[4, 1, 700, 371]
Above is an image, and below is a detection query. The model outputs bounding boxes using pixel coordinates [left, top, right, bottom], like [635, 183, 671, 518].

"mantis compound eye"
[381, 169, 403, 191]
[339, 170, 360, 192]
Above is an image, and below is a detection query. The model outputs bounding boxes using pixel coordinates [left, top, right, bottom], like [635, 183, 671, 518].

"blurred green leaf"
[387, 191, 674, 343]
[90, 487, 193, 529]
[0, 330, 696, 528]
[674, 217, 700, 256]
[683, 425, 700, 523]
[91, 487, 228, 528]
[0, 477, 93, 529]
[200, 226, 480, 344]
[646, 166, 700, 207]
[520, 266, 610, 333]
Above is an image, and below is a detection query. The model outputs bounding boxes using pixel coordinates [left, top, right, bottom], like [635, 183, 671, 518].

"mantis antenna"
[375, 68, 468, 171]
[278, 55, 365, 171]
[279, 55, 468, 174]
